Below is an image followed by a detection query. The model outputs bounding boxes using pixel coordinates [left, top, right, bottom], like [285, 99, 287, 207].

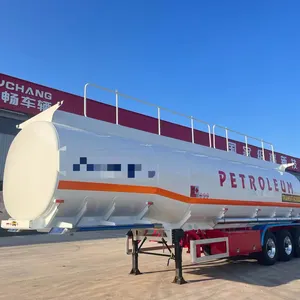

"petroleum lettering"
[273, 179, 279, 191]
[258, 177, 265, 190]
[218, 170, 294, 194]
[219, 171, 226, 186]
[288, 182, 293, 194]
[230, 172, 237, 188]
[266, 178, 272, 191]
[239, 174, 246, 189]
[280, 180, 286, 192]
[249, 175, 257, 191]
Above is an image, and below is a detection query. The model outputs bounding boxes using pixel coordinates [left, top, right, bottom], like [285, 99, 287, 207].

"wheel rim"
[284, 236, 292, 255]
[266, 238, 276, 259]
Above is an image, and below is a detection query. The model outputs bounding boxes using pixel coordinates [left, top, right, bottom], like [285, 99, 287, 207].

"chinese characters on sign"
[243, 146, 251, 157]
[228, 140, 298, 171]
[257, 149, 264, 160]
[0, 79, 52, 112]
[291, 158, 298, 170]
[228, 142, 237, 153]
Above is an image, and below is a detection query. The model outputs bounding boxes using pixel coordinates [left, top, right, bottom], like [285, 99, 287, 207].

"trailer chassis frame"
[126, 228, 188, 284]
[17, 220, 300, 285]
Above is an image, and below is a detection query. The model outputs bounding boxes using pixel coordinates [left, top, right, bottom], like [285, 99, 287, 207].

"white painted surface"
[3, 121, 59, 220]
[2, 102, 300, 231]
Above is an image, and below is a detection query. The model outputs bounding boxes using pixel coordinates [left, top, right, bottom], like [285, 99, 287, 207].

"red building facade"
[0, 72, 299, 179]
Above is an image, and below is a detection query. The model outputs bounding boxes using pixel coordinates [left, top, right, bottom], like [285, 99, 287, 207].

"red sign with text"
[0, 73, 299, 173]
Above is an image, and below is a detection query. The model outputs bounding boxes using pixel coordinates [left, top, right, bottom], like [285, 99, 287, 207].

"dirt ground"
[0, 231, 299, 300]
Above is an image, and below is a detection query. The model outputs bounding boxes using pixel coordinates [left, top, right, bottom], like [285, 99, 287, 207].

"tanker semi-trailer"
[2, 100, 300, 284]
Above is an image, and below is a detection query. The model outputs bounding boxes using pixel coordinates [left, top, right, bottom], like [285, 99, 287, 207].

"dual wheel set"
[258, 228, 300, 265]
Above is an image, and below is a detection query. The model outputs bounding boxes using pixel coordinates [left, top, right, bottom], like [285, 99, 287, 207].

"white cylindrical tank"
[2, 102, 300, 231]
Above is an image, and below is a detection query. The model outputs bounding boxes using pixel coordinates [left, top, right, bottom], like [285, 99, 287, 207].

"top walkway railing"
[83, 83, 276, 163]
[212, 124, 275, 162]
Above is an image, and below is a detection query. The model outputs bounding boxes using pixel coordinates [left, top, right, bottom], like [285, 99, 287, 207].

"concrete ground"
[0, 231, 299, 300]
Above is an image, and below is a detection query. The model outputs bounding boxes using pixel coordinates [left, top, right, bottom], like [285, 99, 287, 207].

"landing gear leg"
[172, 229, 187, 285]
[128, 230, 142, 275]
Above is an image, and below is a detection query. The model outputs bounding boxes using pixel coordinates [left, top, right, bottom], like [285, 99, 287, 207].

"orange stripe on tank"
[57, 180, 300, 208]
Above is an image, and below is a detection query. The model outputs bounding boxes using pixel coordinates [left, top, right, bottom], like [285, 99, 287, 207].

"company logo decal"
[73, 157, 156, 178]
[0, 79, 52, 111]
[190, 185, 209, 198]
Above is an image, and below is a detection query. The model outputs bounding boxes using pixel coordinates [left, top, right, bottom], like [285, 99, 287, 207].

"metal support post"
[172, 229, 187, 284]
[128, 230, 141, 275]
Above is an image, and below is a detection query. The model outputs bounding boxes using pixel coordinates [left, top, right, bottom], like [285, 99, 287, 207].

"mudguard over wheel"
[258, 231, 277, 265]
[277, 230, 293, 261]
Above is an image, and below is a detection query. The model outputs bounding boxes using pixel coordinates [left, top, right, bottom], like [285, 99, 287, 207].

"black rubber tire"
[258, 231, 278, 266]
[277, 230, 294, 261]
[291, 228, 300, 258]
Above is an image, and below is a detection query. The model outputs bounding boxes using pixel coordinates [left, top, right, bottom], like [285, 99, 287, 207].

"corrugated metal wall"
[0, 110, 29, 184]
[0, 133, 15, 181]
